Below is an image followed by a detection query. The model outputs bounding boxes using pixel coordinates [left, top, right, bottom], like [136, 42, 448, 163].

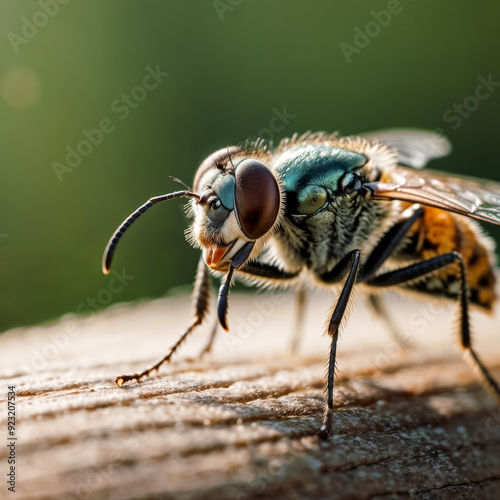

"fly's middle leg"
[319, 249, 361, 439]
[359, 203, 424, 347]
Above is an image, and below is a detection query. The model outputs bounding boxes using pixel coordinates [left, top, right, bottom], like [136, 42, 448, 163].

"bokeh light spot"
[2, 66, 41, 109]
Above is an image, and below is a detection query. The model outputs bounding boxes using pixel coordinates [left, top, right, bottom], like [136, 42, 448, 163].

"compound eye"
[340, 171, 362, 198]
[234, 159, 280, 240]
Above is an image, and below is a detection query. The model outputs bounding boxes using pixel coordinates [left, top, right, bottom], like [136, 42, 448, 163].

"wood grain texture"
[1, 289, 500, 500]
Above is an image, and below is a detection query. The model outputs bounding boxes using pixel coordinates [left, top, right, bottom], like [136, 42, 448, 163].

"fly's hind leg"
[367, 293, 413, 349]
[367, 251, 500, 400]
[116, 255, 211, 386]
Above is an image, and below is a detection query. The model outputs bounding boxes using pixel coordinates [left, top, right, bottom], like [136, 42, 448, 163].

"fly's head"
[188, 146, 284, 272]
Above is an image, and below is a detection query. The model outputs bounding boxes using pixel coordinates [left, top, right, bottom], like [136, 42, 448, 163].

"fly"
[102, 129, 500, 438]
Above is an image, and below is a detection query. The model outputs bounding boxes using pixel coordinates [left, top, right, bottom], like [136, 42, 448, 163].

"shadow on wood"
[0, 290, 499, 499]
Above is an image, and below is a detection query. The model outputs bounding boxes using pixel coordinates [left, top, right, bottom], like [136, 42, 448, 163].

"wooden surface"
[1, 289, 500, 500]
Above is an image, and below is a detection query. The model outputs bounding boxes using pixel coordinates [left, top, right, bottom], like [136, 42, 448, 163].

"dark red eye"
[234, 159, 280, 240]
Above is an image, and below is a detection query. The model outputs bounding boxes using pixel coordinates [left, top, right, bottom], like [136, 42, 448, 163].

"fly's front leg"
[319, 249, 361, 439]
[115, 255, 211, 386]
[367, 252, 500, 400]
[238, 261, 302, 281]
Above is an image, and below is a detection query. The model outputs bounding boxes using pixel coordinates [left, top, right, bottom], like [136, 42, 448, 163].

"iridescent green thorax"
[269, 143, 396, 276]
[273, 145, 367, 215]
[274, 145, 367, 189]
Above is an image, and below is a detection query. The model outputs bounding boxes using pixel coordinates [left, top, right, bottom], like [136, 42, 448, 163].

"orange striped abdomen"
[400, 204, 497, 310]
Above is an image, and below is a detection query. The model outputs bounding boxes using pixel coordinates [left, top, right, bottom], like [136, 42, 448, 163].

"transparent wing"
[361, 128, 452, 169]
[363, 166, 500, 226]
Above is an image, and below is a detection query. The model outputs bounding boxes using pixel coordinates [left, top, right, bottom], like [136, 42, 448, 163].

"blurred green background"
[1, 0, 500, 331]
